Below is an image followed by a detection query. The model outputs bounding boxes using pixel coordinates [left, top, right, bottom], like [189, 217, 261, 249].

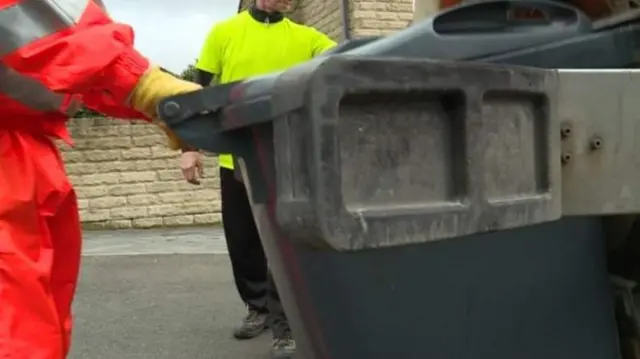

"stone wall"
[61, 118, 221, 229]
[349, 0, 414, 37]
[67, 0, 414, 229]
[296, 0, 344, 40]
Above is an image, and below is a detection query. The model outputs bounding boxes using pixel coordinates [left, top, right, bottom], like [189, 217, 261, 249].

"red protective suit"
[0, 0, 152, 357]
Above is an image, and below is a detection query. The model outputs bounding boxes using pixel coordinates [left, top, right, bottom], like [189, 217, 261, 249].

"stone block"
[75, 186, 109, 198]
[70, 173, 119, 186]
[194, 213, 222, 224]
[109, 183, 147, 196]
[119, 171, 157, 183]
[163, 215, 195, 226]
[89, 196, 127, 209]
[132, 217, 164, 228]
[121, 148, 152, 160]
[110, 206, 149, 219]
[83, 149, 122, 162]
[127, 194, 161, 206]
[81, 209, 111, 222]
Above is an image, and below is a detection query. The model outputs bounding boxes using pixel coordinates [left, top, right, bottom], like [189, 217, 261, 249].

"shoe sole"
[233, 325, 268, 340]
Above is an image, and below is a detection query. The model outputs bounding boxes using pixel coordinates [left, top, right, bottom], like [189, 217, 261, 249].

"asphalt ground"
[68, 227, 271, 359]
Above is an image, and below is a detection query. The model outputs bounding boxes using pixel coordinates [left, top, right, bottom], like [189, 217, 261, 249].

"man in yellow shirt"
[181, 1, 336, 358]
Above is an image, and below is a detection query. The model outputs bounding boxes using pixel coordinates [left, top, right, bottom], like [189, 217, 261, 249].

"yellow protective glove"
[130, 66, 201, 150]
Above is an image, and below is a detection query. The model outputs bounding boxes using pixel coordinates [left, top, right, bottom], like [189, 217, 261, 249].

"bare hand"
[180, 151, 204, 185]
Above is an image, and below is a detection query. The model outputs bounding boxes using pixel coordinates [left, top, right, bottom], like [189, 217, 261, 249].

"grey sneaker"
[271, 335, 296, 359]
[233, 310, 268, 339]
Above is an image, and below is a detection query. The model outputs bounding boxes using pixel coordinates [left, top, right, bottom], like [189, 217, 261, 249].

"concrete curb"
[82, 227, 228, 256]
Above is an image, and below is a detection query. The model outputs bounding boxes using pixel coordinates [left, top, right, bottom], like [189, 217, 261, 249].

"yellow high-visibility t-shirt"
[196, 10, 336, 170]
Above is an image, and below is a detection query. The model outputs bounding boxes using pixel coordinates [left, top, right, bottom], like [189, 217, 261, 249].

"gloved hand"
[130, 66, 201, 150]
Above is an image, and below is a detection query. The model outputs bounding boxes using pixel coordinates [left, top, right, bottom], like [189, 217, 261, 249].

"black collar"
[248, 5, 284, 23]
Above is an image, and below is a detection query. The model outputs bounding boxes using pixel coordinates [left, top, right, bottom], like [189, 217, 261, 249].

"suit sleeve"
[2, 1, 151, 119]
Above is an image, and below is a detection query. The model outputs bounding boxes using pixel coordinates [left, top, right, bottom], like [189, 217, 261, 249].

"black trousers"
[220, 167, 290, 338]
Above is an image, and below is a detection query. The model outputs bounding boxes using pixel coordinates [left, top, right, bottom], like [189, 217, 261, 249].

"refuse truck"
[158, 1, 640, 358]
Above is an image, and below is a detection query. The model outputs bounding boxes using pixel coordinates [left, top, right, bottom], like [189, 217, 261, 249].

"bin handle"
[433, 0, 591, 34]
